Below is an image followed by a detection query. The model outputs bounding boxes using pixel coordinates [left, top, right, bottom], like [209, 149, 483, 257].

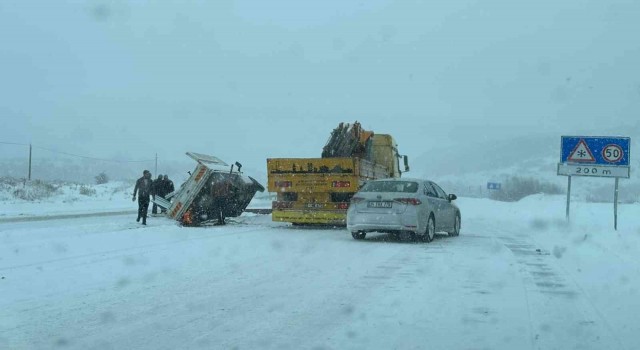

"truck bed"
[267, 157, 388, 193]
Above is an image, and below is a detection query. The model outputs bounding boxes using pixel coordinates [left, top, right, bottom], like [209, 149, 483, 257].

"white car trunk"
[353, 192, 411, 215]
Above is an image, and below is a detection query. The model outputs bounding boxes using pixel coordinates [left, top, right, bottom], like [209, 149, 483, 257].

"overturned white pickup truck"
[153, 152, 265, 226]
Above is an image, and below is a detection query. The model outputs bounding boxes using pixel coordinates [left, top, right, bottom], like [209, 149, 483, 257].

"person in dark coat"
[152, 174, 164, 215]
[163, 175, 174, 194]
[161, 175, 174, 214]
[133, 170, 153, 225]
[211, 175, 232, 225]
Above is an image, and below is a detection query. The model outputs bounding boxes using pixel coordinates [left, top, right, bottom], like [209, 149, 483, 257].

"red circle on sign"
[602, 144, 624, 163]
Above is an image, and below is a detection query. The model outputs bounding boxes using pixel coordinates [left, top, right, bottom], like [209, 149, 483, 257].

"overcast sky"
[1, 0, 639, 173]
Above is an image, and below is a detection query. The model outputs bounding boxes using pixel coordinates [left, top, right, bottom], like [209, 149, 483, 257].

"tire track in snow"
[494, 227, 626, 350]
[0, 224, 267, 272]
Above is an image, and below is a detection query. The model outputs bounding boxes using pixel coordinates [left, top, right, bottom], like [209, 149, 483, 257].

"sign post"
[566, 176, 571, 220]
[558, 136, 631, 230]
[614, 178, 619, 230]
[28, 143, 32, 181]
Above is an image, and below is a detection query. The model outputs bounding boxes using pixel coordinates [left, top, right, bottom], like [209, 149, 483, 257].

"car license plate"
[306, 203, 323, 209]
[368, 201, 392, 208]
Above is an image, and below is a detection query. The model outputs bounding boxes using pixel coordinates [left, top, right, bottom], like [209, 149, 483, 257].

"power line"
[0, 141, 29, 146]
[1, 141, 155, 163]
[33, 146, 156, 163]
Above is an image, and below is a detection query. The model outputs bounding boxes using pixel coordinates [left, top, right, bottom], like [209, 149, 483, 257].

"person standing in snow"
[151, 174, 164, 215]
[161, 175, 174, 214]
[133, 170, 153, 225]
[211, 174, 232, 225]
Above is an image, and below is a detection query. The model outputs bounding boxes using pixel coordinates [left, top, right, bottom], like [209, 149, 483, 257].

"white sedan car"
[346, 178, 461, 241]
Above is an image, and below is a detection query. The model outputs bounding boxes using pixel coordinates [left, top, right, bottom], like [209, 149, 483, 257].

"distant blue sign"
[487, 182, 501, 190]
[561, 136, 630, 166]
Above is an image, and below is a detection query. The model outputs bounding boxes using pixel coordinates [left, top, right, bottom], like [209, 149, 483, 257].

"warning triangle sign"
[568, 139, 596, 163]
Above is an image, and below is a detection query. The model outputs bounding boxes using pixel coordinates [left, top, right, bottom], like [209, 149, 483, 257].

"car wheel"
[422, 214, 435, 243]
[448, 213, 460, 237]
[351, 231, 366, 240]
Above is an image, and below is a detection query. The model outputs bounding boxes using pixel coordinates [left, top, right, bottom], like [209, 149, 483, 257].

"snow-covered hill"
[412, 133, 640, 203]
[0, 178, 135, 218]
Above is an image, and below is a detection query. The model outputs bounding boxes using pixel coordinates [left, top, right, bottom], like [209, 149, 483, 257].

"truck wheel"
[351, 231, 366, 240]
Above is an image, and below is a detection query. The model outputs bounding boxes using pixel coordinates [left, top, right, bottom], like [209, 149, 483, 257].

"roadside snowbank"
[0, 180, 134, 217]
[0, 179, 273, 218]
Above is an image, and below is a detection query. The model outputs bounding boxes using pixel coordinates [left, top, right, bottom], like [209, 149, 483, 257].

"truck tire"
[351, 231, 366, 240]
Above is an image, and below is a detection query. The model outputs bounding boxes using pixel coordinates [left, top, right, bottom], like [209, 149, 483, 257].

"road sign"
[567, 139, 595, 162]
[557, 163, 630, 178]
[487, 182, 501, 190]
[602, 144, 624, 163]
[558, 136, 631, 230]
[561, 136, 630, 166]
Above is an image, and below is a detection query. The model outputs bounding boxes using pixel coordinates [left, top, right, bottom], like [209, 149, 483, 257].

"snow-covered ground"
[0, 180, 135, 218]
[1, 194, 639, 349]
[0, 180, 272, 220]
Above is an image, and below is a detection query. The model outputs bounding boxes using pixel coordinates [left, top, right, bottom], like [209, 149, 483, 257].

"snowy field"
[0, 180, 272, 220]
[0, 181, 135, 218]
[1, 193, 639, 350]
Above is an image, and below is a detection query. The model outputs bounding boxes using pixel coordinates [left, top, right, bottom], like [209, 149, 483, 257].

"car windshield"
[361, 181, 418, 193]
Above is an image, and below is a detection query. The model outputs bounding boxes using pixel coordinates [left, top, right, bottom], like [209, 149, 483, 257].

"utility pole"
[28, 143, 32, 181]
[155, 153, 158, 175]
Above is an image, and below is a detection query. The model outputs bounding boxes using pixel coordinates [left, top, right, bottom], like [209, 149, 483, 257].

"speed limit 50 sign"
[602, 144, 624, 163]
[558, 136, 630, 178]
[558, 136, 631, 230]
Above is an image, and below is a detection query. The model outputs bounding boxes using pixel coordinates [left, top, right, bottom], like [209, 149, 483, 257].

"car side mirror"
[448, 194, 457, 201]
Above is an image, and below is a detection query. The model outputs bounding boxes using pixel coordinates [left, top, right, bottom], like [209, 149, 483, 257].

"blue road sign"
[561, 136, 630, 166]
[487, 182, 501, 190]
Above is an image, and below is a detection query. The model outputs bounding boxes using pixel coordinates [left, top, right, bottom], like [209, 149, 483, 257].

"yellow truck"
[267, 122, 409, 225]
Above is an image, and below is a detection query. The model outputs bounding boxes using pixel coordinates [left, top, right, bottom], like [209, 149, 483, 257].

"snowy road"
[0, 210, 137, 224]
[1, 198, 639, 350]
